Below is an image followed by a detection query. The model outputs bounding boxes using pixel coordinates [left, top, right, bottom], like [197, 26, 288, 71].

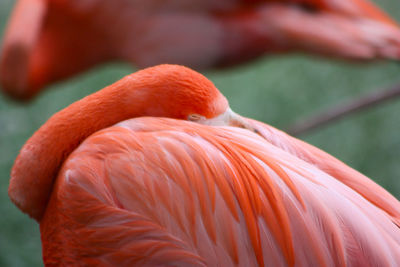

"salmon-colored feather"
[1, 0, 400, 100]
[247, 119, 400, 226]
[39, 118, 400, 266]
[9, 65, 400, 266]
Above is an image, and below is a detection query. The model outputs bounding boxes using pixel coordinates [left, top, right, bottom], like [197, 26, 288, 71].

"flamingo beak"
[201, 108, 261, 135]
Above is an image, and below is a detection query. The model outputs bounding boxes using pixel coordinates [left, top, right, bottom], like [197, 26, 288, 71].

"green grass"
[0, 1, 399, 266]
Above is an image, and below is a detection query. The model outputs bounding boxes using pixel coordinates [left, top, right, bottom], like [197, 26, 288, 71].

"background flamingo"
[1, 0, 400, 100]
[10, 64, 400, 266]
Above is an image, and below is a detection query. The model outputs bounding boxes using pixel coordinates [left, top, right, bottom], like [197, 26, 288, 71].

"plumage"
[1, 0, 400, 100]
[9, 64, 400, 266]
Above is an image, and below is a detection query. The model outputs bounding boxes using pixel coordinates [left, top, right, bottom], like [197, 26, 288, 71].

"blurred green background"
[0, 0, 399, 266]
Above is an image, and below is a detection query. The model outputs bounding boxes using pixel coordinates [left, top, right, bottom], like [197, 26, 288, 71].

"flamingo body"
[1, 0, 400, 99]
[9, 65, 400, 266]
[41, 117, 400, 266]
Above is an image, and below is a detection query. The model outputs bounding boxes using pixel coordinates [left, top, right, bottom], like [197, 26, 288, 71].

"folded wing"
[41, 117, 400, 266]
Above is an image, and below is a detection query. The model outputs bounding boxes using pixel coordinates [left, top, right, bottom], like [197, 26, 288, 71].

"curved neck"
[9, 74, 148, 221]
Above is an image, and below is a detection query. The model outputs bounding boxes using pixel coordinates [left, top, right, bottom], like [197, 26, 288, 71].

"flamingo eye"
[187, 114, 205, 122]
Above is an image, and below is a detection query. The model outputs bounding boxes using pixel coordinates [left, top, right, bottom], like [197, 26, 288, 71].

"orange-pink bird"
[1, 0, 400, 100]
[10, 64, 400, 266]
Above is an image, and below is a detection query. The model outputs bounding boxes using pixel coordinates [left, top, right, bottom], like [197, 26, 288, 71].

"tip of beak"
[200, 108, 265, 139]
[226, 110, 264, 138]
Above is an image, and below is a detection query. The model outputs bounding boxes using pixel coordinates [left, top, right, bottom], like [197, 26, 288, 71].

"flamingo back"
[40, 117, 400, 266]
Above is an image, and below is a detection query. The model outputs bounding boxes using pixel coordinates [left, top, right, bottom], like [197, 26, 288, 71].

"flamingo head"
[129, 64, 259, 134]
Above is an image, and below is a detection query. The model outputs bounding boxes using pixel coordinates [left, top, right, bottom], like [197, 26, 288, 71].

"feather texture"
[8, 64, 400, 266]
[40, 117, 400, 266]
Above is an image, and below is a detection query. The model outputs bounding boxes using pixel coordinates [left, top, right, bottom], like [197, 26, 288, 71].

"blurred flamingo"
[10, 64, 400, 266]
[1, 0, 400, 100]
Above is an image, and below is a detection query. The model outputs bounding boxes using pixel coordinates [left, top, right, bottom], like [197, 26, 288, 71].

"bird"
[1, 0, 400, 100]
[9, 64, 400, 266]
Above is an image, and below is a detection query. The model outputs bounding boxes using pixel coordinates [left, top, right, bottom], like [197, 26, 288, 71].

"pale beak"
[201, 108, 260, 135]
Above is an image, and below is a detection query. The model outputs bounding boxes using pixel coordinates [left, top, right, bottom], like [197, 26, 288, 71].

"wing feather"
[247, 118, 400, 226]
[40, 117, 400, 266]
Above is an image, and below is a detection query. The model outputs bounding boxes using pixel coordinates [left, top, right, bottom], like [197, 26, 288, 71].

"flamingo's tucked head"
[132, 65, 228, 120]
[125, 64, 257, 133]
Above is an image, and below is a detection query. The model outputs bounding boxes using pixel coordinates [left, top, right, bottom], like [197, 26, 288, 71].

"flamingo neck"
[9, 75, 149, 221]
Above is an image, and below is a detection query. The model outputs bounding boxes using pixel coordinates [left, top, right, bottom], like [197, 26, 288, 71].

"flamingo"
[10, 64, 400, 266]
[1, 0, 400, 100]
